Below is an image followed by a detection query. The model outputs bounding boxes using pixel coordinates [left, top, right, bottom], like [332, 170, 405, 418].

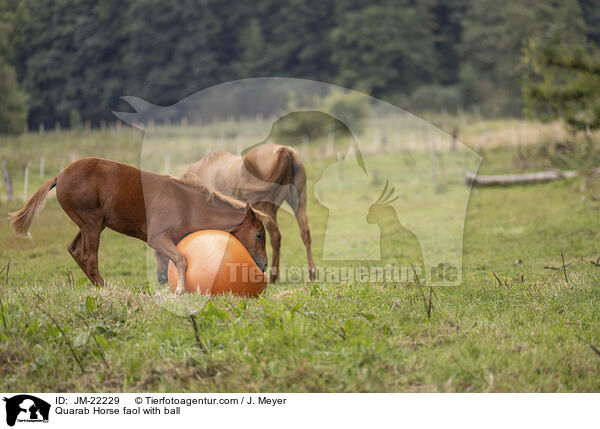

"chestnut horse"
[10, 157, 269, 294]
[178, 143, 316, 283]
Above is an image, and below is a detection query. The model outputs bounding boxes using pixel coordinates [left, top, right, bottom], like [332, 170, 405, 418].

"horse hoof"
[309, 268, 316, 282]
[269, 274, 279, 283]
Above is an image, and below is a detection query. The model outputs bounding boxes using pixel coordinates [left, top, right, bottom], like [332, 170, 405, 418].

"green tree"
[0, 59, 27, 134]
[122, 0, 231, 106]
[522, 28, 600, 131]
[15, 0, 129, 127]
[234, 0, 336, 81]
[459, 0, 586, 114]
[578, 0, 600, 46]
[8, 0, 600, 127]
[0, 0, 27, 134]
[331, 1, 435, 97]
[232, 18, 269, 77]
[416, 0, 467, 86]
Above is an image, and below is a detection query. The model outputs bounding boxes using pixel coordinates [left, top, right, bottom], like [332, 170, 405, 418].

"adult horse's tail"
[276, 145, 294, 184]
[9, 176, 57, 237]
[284, 147, 305, 213]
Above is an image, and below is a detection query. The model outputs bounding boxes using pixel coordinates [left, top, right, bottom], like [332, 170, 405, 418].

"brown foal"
[181, 143, 316, 282]
[10, 157, 269, 294]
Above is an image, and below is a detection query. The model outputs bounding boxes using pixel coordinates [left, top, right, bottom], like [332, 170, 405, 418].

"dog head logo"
[3, 395, 50, 426]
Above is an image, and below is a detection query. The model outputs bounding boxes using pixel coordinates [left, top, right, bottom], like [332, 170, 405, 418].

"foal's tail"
[9, 176, 57, 237]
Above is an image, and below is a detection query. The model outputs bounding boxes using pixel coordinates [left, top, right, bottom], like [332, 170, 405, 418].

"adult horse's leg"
[289, 154, 316, 280]
[264, 206, 281, 283]
[149, 234, 188, 294]
[254, 202, 280, 282]
[267, 222, 282, 283]
[155, 251, 169, 284]
[294, 194, 316, 281]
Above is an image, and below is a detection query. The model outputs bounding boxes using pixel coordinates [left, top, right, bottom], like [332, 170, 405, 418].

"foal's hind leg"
[68, 231, 94, 277]
[68, 227, 105, 286]
[68, 231, 84, 270]
[75, 222, 105, 286]
[68, 231, 94, 283]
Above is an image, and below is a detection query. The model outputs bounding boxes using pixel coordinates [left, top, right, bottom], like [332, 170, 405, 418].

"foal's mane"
[168, 172, 274, 228]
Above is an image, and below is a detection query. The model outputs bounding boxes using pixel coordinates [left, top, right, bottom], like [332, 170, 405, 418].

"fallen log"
[465, 168, 600, 187]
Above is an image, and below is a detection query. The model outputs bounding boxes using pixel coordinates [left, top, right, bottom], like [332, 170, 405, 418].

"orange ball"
[168, 230, 267, 297]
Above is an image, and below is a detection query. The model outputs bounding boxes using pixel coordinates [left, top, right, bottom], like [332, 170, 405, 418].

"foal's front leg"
[149, 234, 188, 295]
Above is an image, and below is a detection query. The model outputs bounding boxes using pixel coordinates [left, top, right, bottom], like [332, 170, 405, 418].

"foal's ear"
[244, 203, 257, 220]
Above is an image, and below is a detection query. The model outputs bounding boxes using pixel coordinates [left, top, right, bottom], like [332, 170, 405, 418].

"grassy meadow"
[1, 117, 600, 392]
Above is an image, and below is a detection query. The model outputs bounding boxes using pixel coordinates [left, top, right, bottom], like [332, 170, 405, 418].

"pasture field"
[1, 119, 600, 392]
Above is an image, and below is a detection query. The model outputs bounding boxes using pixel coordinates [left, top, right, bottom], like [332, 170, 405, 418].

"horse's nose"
[261, 262, 268, 273]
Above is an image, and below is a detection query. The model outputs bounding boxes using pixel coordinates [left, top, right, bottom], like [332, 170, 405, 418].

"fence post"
[586, 123, 591, 139]
[40, 156, 45, 179]
[39, 123, 45, 135]
[55, 121, 61, 133]
[164, 156, 170, 174]
[2, 160, 13, 201]
[451, 127, 458, 152]
[302, 135, 309, 159]
[519, 123, 526, 146]
[372, 129, 381, 152]
[393, 134, 400, 152]
[326, 132, 334, 156]
[424, 125, 436, 181]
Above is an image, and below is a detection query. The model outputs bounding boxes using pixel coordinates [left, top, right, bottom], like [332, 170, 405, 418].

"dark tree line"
[0, 0, 597, 133]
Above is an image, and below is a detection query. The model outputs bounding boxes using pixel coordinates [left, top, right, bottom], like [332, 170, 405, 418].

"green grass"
[1, 122, 600, 392]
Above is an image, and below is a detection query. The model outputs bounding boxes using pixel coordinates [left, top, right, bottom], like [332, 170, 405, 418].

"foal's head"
[231, 204, 268, 273]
